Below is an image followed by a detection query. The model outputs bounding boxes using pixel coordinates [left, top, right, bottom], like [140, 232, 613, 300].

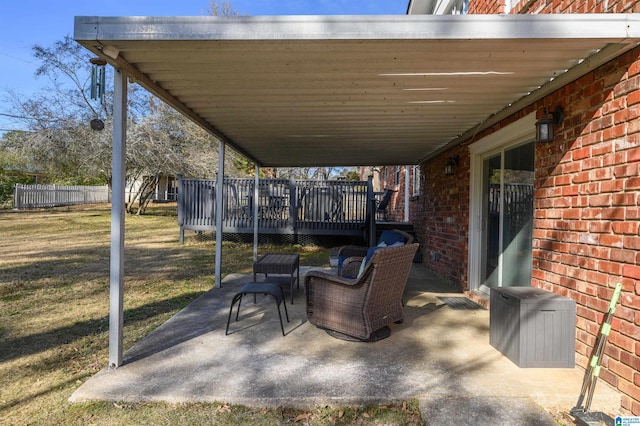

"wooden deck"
[177, 176, 375, 242]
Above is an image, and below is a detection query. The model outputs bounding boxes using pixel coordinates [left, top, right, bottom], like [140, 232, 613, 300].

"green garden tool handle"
[583, 283, 622, 411]
[572, 282, 622, 413]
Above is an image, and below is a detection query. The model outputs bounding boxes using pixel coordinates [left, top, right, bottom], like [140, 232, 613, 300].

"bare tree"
[1, 24, 249, 213]
[2, 0, 358, 214]
[206, 0, 241, 17]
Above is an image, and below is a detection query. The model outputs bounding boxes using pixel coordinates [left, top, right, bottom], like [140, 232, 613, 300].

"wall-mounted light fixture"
[445, 156, 459, 176]
[535, 105, 564, 143]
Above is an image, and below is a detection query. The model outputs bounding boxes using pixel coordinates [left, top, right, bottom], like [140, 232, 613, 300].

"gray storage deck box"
[490, 287, 575, 368]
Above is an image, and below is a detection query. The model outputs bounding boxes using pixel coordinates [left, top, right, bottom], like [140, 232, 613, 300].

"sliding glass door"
[479, 142, 534, 291]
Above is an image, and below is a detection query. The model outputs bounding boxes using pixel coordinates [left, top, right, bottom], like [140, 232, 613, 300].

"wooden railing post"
[289, 176, 296, 232]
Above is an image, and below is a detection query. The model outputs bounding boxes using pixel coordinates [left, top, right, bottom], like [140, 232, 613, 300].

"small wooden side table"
[253, 253, 300, 304]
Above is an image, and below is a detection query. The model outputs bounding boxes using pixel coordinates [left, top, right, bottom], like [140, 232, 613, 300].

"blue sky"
[0, 0, 408, 133]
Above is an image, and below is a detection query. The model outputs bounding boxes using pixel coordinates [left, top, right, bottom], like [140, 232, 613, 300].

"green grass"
[0, 203, 423, 425]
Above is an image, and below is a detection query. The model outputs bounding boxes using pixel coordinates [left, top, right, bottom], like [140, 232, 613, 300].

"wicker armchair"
[305, 243, 419, 341]
[338, 229, 414, 278]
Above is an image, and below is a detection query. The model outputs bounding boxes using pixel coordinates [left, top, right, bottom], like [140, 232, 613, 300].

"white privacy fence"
[13, 184, 111, 209]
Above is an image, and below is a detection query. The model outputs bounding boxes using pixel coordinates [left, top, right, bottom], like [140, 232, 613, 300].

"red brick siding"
[421, 45, 640, 413]
[377, 167, 402, 222]
[468, 0, 504, 13]
[380, 166, 424, 250]
[419, 147, 470, 290]
[411, 0, 640, 412]
[472, 0, 639, 13]
[448, 0, 640, 413]
[376, 165, 424, 239]
[418, 27, 640, 417]
[530, 47, 640, 414]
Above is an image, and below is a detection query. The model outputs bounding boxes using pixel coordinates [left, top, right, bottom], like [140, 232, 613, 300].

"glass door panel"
[501, 143, 534, 287]
[480, 142, 534, 290]
[481, 154, 501, 289]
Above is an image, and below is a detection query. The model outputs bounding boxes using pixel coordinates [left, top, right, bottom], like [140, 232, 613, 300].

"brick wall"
[419, 147, 470, 290]
[445, 0, 640, 413]
[419, 37, 640, 418]
[531, 46, 640, 415]
[468, 0, 503, 13]
[376, 165, 417, 223]
[410, 1, 640, 411]
[384, 169, 403, 222]
[472, 0, 639, 14]
[376, 165, 424, 242]
[419, 44, 640, 414]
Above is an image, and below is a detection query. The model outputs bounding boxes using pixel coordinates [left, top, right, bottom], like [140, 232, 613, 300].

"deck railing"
[13, 184, 111, 209]
[178, 176, 372, 241]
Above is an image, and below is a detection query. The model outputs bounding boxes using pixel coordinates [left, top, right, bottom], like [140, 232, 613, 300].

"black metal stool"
[225, 282, 290, 336]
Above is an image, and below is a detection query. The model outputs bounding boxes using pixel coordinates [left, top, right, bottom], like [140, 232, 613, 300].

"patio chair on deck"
[376, 188, 396, 221]
[305, 243, 419, 341]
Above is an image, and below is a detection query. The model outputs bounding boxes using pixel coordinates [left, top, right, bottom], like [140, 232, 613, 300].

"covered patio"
[70, 264, 622, 423]
[71, 12, 638, 422]
[73, 12, 640, 367]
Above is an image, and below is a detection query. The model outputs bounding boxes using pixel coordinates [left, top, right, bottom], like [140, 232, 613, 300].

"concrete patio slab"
[70, 265, 622, 425]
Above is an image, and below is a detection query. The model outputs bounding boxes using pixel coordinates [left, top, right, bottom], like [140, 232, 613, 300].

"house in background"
[150, 173, 178, 202]
[126, 173, 178, 203]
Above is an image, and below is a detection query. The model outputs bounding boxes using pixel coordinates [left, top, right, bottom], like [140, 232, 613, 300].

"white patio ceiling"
[74, 14, 640, 167]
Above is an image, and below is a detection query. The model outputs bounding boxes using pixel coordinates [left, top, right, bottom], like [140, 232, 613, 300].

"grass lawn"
[0, 203, 424, 425]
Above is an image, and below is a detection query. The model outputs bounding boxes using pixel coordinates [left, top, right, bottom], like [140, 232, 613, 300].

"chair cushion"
[356, 249, 375, 278]
[377, 230, 405, 246]
[337, 255, 348, 274]
[357, 241, 405, 278]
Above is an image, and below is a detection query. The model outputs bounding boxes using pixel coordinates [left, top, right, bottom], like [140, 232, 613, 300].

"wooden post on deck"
[288, 176, 297, 234]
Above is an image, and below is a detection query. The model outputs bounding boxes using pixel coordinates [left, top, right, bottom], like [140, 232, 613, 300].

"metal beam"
[109, 68, 127, 368]
[75, 14, 640, 42]
[215, 140, 225, 288]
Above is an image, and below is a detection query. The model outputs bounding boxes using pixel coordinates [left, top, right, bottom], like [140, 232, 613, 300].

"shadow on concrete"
[69, 265, 623, 425]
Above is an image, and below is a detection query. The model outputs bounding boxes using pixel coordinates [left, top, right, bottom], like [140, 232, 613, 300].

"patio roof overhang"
[74, 13, 640, 167]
